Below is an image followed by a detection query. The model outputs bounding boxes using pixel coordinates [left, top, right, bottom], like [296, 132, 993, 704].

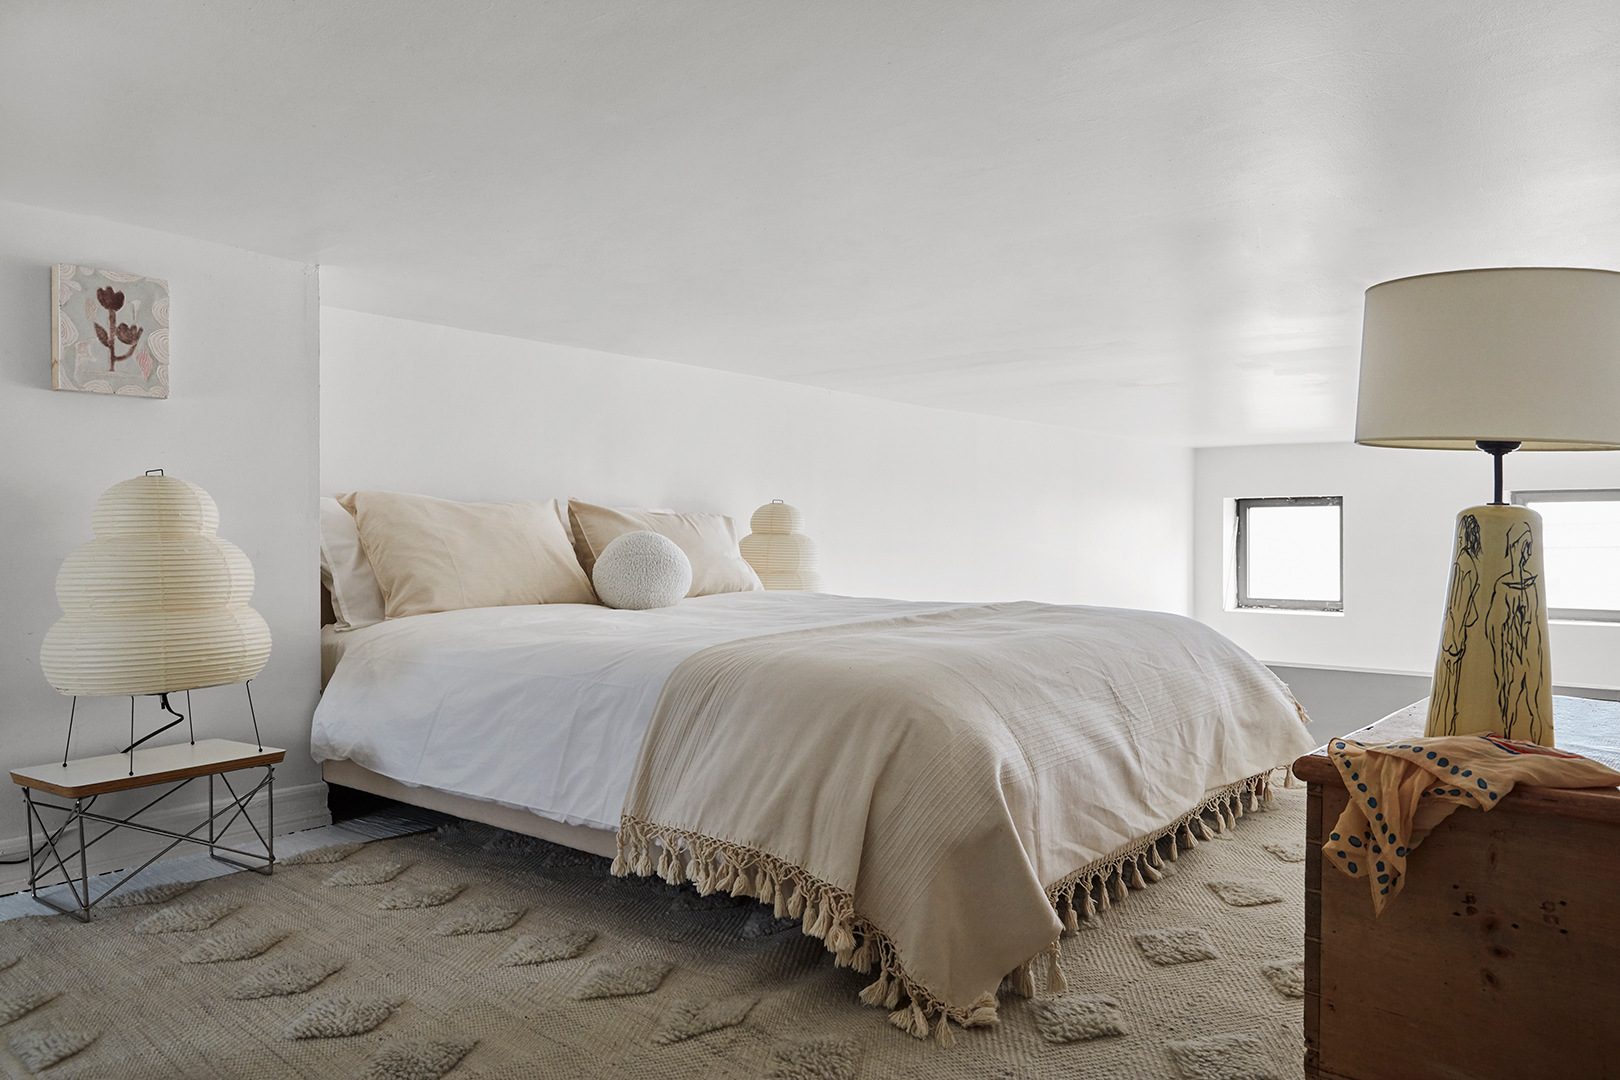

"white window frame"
[1511, 488, 1620, 623]
[1232, 496, 1344, 613]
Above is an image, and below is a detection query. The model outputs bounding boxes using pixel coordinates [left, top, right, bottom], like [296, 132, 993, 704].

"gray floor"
[1267, 663, 1620, 747]
[1266, 664, 1431, 745]
[0, 804, 450, 922]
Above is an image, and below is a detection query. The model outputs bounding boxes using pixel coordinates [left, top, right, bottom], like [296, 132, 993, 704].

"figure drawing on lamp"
[1485, 522, 1547, 745]
[1434, 514, 1481, 735]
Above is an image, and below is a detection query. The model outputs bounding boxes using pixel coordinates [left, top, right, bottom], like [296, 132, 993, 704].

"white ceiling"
[4, 1, 1617, 446]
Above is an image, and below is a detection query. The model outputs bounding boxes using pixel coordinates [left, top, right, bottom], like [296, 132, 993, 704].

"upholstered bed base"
[320, 758, 619, 859]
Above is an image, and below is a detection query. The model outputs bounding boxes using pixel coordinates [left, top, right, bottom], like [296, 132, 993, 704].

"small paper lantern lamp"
[41, 473, 272, 697]
[740, 500, 824, 591]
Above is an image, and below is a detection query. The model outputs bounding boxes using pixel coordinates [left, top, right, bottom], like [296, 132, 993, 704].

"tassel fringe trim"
[614, 814, 1002, 1042]
[613, 770, 1275, 1044]
[1042, 771, 1276, 940]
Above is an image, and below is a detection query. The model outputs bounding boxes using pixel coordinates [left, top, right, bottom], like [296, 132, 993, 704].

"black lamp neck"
[1475, 440, 1522, 505]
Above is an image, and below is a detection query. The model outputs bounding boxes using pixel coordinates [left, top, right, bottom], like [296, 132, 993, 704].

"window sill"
[1225, 606, 1345, 617]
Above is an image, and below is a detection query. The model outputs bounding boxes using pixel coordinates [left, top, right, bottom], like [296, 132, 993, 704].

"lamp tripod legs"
[245, 680, 262, 752]
[61, 697, 76, 768]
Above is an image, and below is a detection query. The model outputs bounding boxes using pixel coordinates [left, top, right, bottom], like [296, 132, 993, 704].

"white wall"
[1195, 442, 1620, 691]
[0, 199, 325, 890]
[321, 308, 1193, 612]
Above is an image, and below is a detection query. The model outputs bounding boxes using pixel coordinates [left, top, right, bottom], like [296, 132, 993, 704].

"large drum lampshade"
[739, 500, 825, 592]
[40, 473, 272, 696]
[1357, 268, 1620, 451]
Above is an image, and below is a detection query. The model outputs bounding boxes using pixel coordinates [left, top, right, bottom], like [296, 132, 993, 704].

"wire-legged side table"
[10, 739, 285, 923]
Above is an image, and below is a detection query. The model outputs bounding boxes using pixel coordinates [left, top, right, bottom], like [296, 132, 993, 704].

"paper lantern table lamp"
[740, 500, 825, 591]
[1356, 267, 1620, 746]
[40, 471, 272, 766]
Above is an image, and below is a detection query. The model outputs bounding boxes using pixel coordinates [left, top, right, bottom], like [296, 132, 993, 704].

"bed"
[312, 492, 1316, 1041]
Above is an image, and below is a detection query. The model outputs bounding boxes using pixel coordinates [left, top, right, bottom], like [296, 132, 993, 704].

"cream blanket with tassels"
[613, 602, 1315, 1042]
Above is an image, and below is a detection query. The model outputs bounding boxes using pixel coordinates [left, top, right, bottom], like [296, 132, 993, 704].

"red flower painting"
[93, 286, 144, 371]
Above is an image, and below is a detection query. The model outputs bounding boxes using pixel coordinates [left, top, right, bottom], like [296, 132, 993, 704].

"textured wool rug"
[0, 784, 1308, 1080]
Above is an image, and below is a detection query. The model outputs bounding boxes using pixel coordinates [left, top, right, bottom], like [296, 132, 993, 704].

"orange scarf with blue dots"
[1323, 734, 1620, 914]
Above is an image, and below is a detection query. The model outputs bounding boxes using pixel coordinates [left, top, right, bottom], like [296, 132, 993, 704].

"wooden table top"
[11, 739, 285, 798]
[1293, 696, 1620, 824]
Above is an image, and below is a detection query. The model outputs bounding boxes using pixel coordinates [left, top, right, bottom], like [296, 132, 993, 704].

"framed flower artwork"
[52, 265, 170, 397]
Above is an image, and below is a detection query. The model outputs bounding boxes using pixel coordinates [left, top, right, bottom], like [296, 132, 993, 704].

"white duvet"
[311, 592, 972, 831]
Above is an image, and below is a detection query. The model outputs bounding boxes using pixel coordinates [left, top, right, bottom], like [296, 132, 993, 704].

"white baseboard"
[0, 779, 330, 897]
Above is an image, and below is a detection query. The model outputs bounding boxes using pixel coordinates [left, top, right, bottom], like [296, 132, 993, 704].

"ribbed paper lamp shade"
[40, 475, 272, 696]
[1357, 267, 1620, 450]
[739, 500, 824, 591]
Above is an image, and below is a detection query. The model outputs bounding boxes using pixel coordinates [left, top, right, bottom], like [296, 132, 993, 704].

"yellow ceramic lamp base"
[1426, 504, 1553, 745]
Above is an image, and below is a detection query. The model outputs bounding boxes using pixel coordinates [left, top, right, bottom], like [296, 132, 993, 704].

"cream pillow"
[341, 491, 598, 619]
[319, 496, 387, 630]
[568, 500, 763, 598]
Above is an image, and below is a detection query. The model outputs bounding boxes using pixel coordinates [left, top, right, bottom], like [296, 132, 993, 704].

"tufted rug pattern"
[0, 786, 1308, 1079]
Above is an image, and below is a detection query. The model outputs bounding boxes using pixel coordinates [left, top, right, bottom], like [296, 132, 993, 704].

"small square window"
[1512, 489, 1620, 622]
[1234, 496, 1343, 612]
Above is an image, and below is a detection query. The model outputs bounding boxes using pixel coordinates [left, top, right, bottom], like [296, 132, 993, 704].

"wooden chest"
[1294, 698, 1620, 1080]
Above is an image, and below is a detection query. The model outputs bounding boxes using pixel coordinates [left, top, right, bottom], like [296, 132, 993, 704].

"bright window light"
[1515, 490, 1620, 620]
[1236, 497, 1343, 611]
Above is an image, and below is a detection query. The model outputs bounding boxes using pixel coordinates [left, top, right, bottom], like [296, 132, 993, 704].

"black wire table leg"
[76, 799, 90, 922]
[25, 788, 36, 900]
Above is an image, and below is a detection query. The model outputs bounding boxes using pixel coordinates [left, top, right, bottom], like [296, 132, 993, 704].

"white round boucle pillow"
[592, 530, 692, 610]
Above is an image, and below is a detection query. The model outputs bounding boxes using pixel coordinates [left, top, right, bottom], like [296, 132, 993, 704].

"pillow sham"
[319, 496, 387, 630]
[563, 505, 670, 567]
[341, 491, 598, 619]
[567, 500, 763, 598]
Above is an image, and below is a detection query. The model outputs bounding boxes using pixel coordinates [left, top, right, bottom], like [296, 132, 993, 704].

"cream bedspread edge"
[612, 601, 1315, 1043]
